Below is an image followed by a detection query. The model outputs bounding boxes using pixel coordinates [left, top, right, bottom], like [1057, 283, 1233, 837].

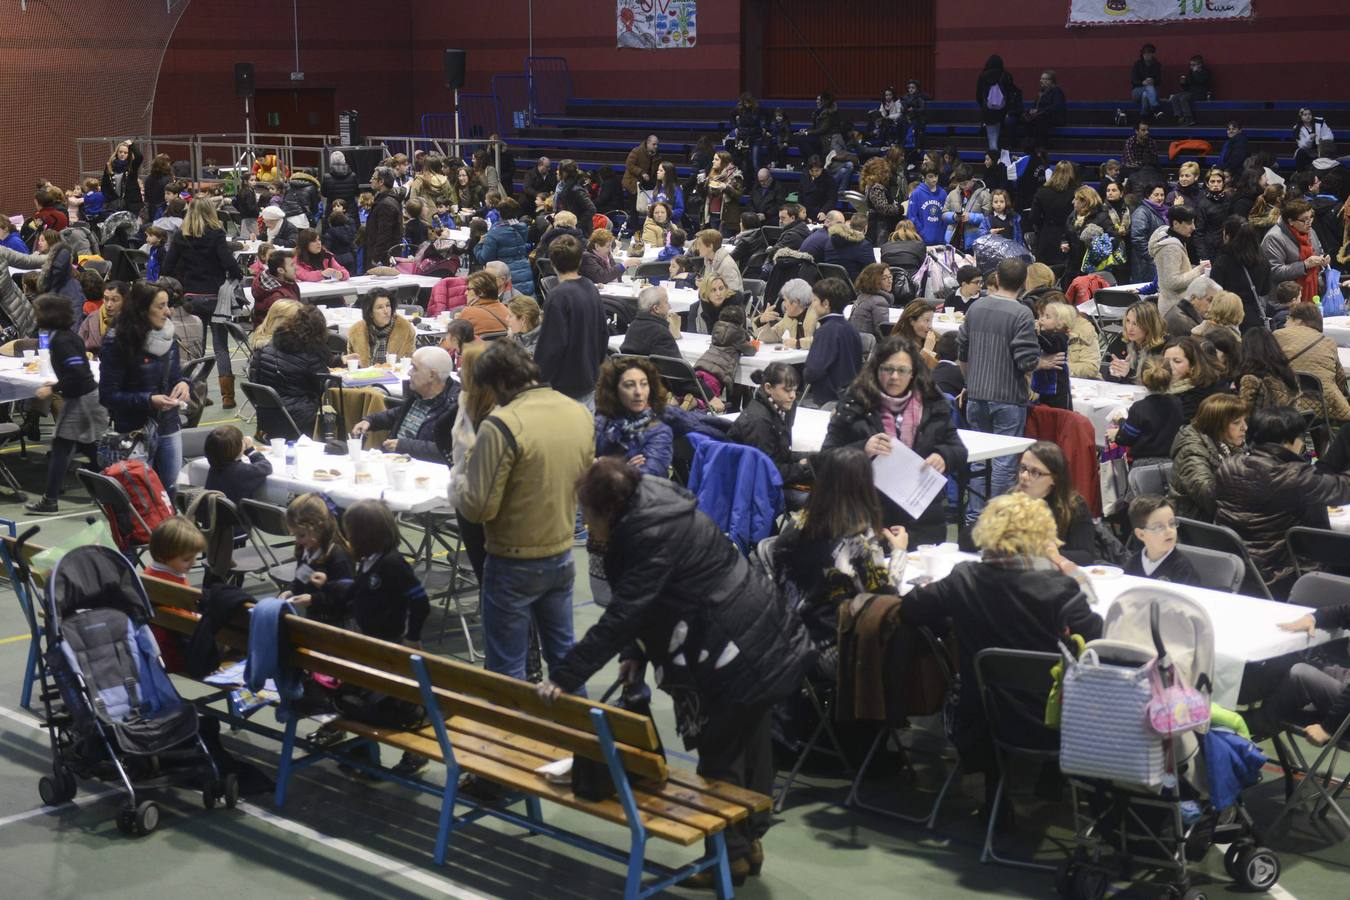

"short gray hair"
[1183, 276, 1221, 300]
[412, 346, 453, 381]
[779, 278, 813, 306]
[372, 166, 395, 189]
[484, 260, 511, 283]
[637, 285, 668, 314]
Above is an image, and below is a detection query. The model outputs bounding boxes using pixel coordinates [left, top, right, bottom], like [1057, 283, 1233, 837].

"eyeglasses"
[1140, 520, 1178, 534]
[1295, 215, 1315, 225]
[879, 365, 913, 377]
[1018, 464, 1051, 479]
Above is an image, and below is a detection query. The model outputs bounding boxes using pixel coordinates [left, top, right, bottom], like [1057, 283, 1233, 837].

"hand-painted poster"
[617, 0, 697, 49]
[1068, 0, 1253, 27]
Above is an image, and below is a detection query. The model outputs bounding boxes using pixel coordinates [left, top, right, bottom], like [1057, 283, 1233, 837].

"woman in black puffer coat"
[543, 460, 815, 876]
[822, 335, 966, 545]
[247, 303, 332, 439]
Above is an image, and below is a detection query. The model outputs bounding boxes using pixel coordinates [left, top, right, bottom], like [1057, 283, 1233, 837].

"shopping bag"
[1323, 267, 1345, 317]
[31, 519, 120, 574]
[1099, 444, 1130, 516]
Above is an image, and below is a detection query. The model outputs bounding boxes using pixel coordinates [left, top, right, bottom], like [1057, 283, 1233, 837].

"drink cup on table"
[270, 438, 285, 456]
[386, 353, 398, 367]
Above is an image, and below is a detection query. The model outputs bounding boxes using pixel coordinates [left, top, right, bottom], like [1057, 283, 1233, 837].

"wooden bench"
[2, 536, 768, 899]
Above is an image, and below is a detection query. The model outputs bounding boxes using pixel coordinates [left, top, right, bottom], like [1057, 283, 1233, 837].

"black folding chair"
[188, 494, 272, 585]
[650, 354, 708, 405]
[633, 261, 672, 281]
[1173, 545, 1244, 593]
[1266, 571, 1350, 835]
[816, 262, 855, 302]
[534, 257, 555, 278]
[76, 469, 152, 562]
[538, 275, 559, 302]
[1286, 526, 1350, 581]
[239, 381, 304, 442]
[1126, 461, 1172, 498]
[1176, 517, 1273, 600]
[973, 648, 1064, 870]
[1089, 288, 1139, 343]
[240, 499, 299, 591]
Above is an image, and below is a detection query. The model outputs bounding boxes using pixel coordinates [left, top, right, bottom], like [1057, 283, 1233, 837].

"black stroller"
[14, 530, 237, 835]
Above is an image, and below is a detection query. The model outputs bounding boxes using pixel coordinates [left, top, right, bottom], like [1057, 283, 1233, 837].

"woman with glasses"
[822, 335, 966, 545]
[1262, 199, 1330, 306]
[1012, 441, 1095, 565]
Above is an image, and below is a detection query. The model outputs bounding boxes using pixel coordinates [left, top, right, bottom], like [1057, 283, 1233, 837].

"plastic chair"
[1126, 461, 1172, 498]
[1174, 545, 1244, 593]
[239, 381, 304, 442]
[633, 260, 672, 281]
[534, 257, 555, 278]
[1286, 526, 1350, 580]
[973, 648, 1063, 871]
[1088, 288, 1137, 339]
[1176, 517, 1273, 600]
[538, 275, 559, 301]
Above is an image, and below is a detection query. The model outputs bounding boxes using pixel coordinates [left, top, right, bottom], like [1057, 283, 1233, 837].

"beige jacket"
[1068, 313, 1101, 380]
[1275, 323, 1350, 422]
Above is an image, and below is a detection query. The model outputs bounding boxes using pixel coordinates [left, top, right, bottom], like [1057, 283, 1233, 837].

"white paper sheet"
[871, 439, 947, 520]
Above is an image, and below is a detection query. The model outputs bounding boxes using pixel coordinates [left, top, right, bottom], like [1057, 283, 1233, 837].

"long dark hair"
[1236, 327, 1298, 393]
[361, 288, 394, 331]
[1219, 216, 1262, 269]
[295, 227, 327, 269]
[115, 279, 164, 361]
[844, 334, 942, 410]
[801, 447, 883, 542]
[1018, 441, 1082, 536]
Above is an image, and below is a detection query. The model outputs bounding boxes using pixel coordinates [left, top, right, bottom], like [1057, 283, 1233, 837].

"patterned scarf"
[367, 319, 394, 359]
[616, 408, 656, 449]
[878, 391, 921, 449]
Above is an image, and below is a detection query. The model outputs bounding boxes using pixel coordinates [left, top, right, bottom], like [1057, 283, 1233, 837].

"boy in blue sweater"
[802, 276, 862, 407]
[910, 165, 948, 246]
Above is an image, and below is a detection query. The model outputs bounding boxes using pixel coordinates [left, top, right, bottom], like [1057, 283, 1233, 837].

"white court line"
[0, 703, 491, 898]
[0, 788, 122, 829]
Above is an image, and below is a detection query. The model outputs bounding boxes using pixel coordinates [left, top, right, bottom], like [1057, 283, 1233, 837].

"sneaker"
[457, 773, 507, 805]
[306, 722, 347, 747]
[391, 752, 429, 778]
[23, 497, 59, 515]
[573, 527, 589, 546]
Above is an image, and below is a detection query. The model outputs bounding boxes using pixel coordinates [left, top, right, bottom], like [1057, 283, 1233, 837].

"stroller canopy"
[1103, 586, 1216, 695]
[47, 545, 154, 629]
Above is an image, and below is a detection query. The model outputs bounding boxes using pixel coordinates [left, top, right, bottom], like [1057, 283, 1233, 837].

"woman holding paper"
[822, 335, 966, 545]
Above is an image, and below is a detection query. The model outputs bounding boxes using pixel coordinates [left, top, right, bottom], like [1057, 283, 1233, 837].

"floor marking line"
[0, 788, 123, 829]
[0, 633, 30, 645]
[235, 801, 495, 899]
[0, 703, 43, 730]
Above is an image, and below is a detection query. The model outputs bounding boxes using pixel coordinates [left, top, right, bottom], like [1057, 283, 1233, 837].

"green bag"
[31, 519, 120, 575]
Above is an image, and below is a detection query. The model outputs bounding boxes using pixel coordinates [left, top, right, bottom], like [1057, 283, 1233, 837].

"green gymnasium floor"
[0, 396, 1345, 899]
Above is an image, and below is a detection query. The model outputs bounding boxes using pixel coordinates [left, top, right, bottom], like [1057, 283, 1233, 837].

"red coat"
[426, 276, 468, 315]
[250, 271, 301, 326]
[1025, 405, 1103, 517]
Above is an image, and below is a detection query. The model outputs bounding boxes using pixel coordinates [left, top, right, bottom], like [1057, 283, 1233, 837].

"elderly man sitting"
[351, 346, 460, 463]
[1164, 275, 1222, 338]
[484, 259, 520, 304]
[620, 285, 683, 359]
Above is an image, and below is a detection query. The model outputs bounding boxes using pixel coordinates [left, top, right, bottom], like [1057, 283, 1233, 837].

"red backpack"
[101, 460, 174, 548]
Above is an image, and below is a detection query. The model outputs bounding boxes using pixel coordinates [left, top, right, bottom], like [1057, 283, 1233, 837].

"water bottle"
[37, 330, 50, 352]
[284, 441, 297, 476]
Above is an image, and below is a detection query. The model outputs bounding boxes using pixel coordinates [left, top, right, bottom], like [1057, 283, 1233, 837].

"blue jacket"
[245, 597, 305, 722]
[474, 219, 535, 296]
[0, 233, 27, 254]
[910, 183, 948, 245]
[98, 332, 184, 435]
[652, 185, 684, 223]
[803, 313, 863, 407]
[686, 432, 782, 554]
[1201, 728, 1265, 812]
[977, 211, 1023, 244]
[595, 411, 674, 477]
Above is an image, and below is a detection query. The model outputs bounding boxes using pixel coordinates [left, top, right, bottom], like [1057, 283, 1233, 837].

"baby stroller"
[15, 532, 236, 835]
[1057, 587, 1279, 899]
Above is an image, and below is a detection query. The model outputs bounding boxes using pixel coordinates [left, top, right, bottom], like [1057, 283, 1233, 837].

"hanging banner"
[617, 0, 698, 49]
[1068, 0, 1253, 27]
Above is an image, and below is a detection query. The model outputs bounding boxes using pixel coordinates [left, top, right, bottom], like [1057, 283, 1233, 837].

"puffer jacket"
[0, 244, 47, 337]
[537, 223, 585, 259]
[1274, 323, 1350, 422]
[410, 171, 451, 206]
[1262, 220, 1324, 309]
[473, 220, 535, 296]
[321, 162, 360, 215]
[1028, 185, 1074, 265]
[879, 238, 926, 273]
[1216, 443, 1350, 592]
[322, 219, 358, 273]
[693, 321, 754, 388]
[1149, 226, 1207, 317]
[1068, 313, 1102, 379]
[941, 180, 992, 250]
[822, 390, 967, 534]
[247, 332, 330, 438]
[281, 172, 322, 223]
[822, 221, 875, 280]
[727, 391, 813, 484]
[249, 270, 301, 326]
[594, 411, 674, 477]
[1167, 424, 1239, 521]
[548, 476, 815, 729]
[1129, 203, 1167, 283]
[1194, 190, 1232, 260]
[98, 331, 185, 436]
[426, 276, 468, 316]
[848, 291, 892, 341]
[40, 245, 85, 323]
[556, 180, 598, 236]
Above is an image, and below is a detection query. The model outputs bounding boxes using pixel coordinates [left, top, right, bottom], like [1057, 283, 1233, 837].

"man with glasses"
[1261, 198, 1329, 306]
[1122, 494, 1199, 586]
[957, 258, 1063, 523]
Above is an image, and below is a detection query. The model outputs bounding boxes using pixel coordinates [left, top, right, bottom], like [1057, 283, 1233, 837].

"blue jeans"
[153, 428, 183, 495]
[1132, 85, 1158, 115]
[189, 295, 233, 377]
[830, 161, 855, 194]
[964, 399, 1027, 523]
[482, 550, 578, 682]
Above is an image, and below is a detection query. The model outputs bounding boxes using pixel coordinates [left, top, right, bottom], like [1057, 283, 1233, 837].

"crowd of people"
[6, 54, 1350, 887]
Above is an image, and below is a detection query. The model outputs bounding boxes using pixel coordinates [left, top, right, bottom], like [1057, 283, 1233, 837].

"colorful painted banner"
[1068, 0, 1253, 27]
[617, 0, 697, 49]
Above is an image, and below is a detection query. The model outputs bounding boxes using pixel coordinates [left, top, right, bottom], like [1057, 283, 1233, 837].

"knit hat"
[329, 150, 347, 167]
[261, 205, 286, 222]
[1262, 167, 1285, 188]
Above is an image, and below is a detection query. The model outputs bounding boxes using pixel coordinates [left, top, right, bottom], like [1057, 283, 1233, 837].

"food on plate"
[414, 475, 431, 489]
[312, 467, 342, 481]
[1086, 565, 1123, 578]
[1330, 506, 1345, 515]
[354, 471, 373, 484]
[23, 361, 39, 373]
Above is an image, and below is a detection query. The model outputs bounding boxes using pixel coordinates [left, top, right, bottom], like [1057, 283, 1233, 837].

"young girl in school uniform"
[281, 493, 354, 627]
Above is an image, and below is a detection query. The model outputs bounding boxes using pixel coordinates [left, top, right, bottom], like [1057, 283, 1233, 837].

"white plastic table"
[598, 281, 700, 314]
[734, 406, 1033, 461]
[244, 273, 444, 304]
[0, 355, 100, 404]
[608, 332, 808, 387]
[1070, 378, 1147, 446]
[1321, 316, 1350, 349]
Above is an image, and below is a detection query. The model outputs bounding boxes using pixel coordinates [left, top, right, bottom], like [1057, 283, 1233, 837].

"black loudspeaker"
[443, 49, 466, 90]
[234, 62, 255, 99]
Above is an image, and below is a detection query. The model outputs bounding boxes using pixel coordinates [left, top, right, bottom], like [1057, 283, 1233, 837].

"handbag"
[635, 189, 654, 215]
[1146, 660, 1210, 737]
[1322, 266, 1345, 317]
[97, 347, 175, 468]
[1098, 443, 1130, 516]
[1059, 647, 1167, 787]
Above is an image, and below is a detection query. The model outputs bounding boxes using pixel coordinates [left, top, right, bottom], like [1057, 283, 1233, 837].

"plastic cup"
[390, 466, 410, 491]
[386, 353, 398, 367]
[347, 357, 359, 372]
[916, 545, 939, 578]
[270, 438, 285, 456]
[347, 437, 362, 460]
[21, 350, 34, 360]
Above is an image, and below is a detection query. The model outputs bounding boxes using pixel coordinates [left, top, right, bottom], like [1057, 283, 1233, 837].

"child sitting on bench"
[143, 516, 207, 672]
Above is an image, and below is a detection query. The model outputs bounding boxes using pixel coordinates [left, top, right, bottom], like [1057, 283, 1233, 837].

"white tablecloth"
[599, 281, 700, 314]
[608, 332, 808, 387]
[0, 355, 101, 403]
[244, 273, 444, 304]
[929, 312, 965, 335]
[184, 437, 449, 513]
[1070, 378, 1147, 446]
[1321, 316, 1350, 349]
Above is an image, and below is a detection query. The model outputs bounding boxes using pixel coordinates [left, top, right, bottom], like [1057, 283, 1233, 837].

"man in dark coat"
[521, 156, 557, 208]
[747, 168, 786, 222]
[364, 167, 403, 268]
[351, 346, 460, 463]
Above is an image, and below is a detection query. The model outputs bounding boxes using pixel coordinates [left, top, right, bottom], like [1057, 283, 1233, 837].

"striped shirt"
[956, 294, 1041, 405]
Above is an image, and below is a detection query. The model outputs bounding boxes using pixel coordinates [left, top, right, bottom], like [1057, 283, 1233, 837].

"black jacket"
[1115, 393, 1185, 461]
[142, 172, 171, 219]
[101, 142, 144, 213]
[522, 167, 558, 205]
[204, 451, 273, 511]
[799, 171, 838, 221]
[550, 477, 814, 723]
[292, 543, 355, 627]
[822, 391, 967, 531]
[48, 328, 97, 400]
[323, 220, 358, 272]
[1210, 246, 1272, 332]
[1123, 547, 1200, 586]
[99, 332, 184, 436]
[364, 190, 403, 265]
[1216, 443, 1350, 593]
[1194, 190, 1232, 260]
[880, 238, 926, 273]
[534, 277, 608, 400]
[727, 391, 813, 484]
[233, 186, 260, 220]
[975, 61, 1019, 125]
[747, 179, 786, 220]
[1028, 185, 1075, 265]
[364, 382, 461, 463]
[162, 227, 243, 295]
[557, 179, 598, 235]
[770, 220, 812, 256]
[281, 174, 321, 222]
[1309, 603, 1350, 732]
[1130, 57, 1163, 89]
[620, 311, 683, 362]
[537, 224, 585, 260]
[902, 560, 1101, 770]
[321, 165, 361, 215]
[247, 335, 330, 439]
[351, 550, 430, 643]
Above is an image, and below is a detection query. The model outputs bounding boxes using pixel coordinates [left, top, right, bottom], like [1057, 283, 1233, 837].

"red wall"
[934, 0, 1350, 104]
